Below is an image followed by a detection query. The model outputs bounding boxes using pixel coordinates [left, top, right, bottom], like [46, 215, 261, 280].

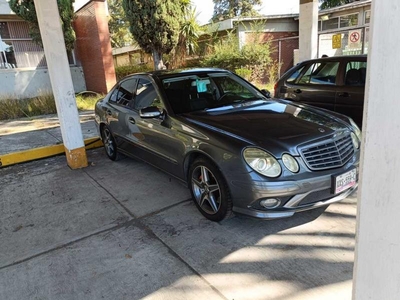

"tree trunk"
[152, 50, 165, 70]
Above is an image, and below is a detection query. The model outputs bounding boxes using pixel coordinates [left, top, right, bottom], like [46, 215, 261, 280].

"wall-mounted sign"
[332, 34, 342, 49]
[348, 29, 362, 48]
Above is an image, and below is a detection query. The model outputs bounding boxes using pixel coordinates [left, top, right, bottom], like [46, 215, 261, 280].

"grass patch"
[76, 94, 103, 111]
[0, 93, 104, 121]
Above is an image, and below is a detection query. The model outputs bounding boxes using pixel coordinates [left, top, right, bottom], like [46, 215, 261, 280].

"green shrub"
[200, 29, 275, 84]
[115, 64, 154, 80]
[235, 68, 252, 80]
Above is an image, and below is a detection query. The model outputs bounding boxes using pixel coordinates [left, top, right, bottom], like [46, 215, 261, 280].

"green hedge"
[115, 64, 154, 80]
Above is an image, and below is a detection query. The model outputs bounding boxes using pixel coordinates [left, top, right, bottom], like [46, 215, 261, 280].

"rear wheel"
[189, 158, 232, 222]
[101, 126, 121, 161]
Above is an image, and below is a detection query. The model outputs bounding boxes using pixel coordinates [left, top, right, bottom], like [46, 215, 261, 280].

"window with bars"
[0, 21, 74, 69]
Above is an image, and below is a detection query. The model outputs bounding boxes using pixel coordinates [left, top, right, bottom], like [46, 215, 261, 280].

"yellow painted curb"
[0, 137, 103, 168]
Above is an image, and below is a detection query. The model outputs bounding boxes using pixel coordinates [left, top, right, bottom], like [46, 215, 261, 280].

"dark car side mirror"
[139, 106, 162, 118]
[260, 89, 271, 98]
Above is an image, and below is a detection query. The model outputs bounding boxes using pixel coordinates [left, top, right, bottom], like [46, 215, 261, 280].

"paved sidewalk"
[0, 147, 358, 300]
[0, 111, 98, 155]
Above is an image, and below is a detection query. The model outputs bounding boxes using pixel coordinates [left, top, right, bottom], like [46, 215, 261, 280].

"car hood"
[182, 100, 350, 156]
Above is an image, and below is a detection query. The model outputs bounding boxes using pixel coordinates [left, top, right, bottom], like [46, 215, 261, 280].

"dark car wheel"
[189, 158, 232, 222]
[101, 126, 120, 161]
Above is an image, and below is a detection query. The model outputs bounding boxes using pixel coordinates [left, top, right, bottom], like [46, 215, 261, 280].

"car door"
[103, 76, 139, 152]
[283, 60, 340, 112]
[123, 76, 185, 179]
[335, 59, 367, 127]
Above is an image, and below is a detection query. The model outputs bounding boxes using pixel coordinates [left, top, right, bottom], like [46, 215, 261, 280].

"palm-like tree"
[169, 1, 202, 68]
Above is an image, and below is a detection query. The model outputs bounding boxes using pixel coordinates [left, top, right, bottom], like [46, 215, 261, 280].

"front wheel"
[188, 158, 232, 222]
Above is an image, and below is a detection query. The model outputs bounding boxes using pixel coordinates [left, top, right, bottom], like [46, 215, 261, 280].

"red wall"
[259, 32, 299, 76]
[74, 0, 116, 94]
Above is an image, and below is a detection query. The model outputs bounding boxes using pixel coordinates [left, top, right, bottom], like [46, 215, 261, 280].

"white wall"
[352, 0, 400, 298]
[237, 18, 298, 33]
[0, 67, 86, 99]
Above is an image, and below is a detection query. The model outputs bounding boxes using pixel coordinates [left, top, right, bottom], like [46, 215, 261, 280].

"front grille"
[299, 131, 354, 171]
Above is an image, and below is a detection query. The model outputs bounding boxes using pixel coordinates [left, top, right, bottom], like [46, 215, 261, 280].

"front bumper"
[230, 165, 358, 219]
[233, 184, 357, 219]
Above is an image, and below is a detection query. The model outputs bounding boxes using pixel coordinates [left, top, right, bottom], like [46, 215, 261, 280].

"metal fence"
[270, 36, 299, 79]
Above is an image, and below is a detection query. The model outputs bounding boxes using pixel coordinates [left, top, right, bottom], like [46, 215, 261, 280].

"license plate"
[332, 168, 357, 194]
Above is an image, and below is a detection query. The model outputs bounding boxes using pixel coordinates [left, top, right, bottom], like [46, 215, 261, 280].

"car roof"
[299, 55, 367, 65]
[125, 68, 232, 81]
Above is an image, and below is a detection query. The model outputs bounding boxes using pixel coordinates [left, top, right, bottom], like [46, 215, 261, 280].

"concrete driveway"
[0, 149, 357, 300]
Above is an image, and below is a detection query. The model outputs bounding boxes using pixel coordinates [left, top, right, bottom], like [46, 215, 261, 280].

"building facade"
[0, 0, 116, 99]
[202, 0, 371, 78]
[0, 0, 86, 98]
[318, 0, 371, 57]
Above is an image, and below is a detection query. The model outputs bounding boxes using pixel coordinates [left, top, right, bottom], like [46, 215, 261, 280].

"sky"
[192, 0, 300, 25]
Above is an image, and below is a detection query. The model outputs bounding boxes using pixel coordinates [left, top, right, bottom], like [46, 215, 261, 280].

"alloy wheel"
[191, 165, 221, 215]
[102, 128, 115, 158]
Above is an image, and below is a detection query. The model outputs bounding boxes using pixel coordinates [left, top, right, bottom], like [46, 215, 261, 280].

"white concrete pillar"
[299, 0, 318, 62]
[238, 30, 246, 50]
[33, 0, 88, 169]
[352, 0, 400, 299]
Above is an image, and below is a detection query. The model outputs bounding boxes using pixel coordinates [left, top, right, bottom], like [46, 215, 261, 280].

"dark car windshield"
[162, 73, 267, 114]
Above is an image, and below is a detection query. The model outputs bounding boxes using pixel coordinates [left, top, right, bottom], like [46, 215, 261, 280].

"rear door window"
[344, 61, 367, 86]
[111, 77, 137, 106]
[286, 65, 306, 84]
[297, 62, 339, 85]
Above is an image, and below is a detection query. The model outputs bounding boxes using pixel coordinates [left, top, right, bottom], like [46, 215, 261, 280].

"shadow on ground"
[0, 148, 357, 300]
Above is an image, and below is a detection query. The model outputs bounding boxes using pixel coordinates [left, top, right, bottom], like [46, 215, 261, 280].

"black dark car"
[95, 68, 360, 222]
[274, 55, 367, 127]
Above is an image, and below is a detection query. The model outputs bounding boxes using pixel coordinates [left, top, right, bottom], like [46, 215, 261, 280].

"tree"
[319, 0, 355, 10]
[108, 0, 135, 48]
[212, 0, 261, 22]
[122, 0, 183, 70]
[168, 0, 202, 68]
[8, 0, 76, 51]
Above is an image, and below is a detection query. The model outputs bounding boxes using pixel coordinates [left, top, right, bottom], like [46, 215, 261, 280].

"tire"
[188, 158, 233, 222]
[101, 126, 121, 161]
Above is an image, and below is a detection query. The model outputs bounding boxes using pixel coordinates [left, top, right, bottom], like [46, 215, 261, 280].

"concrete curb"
[0, 137, 103, 168]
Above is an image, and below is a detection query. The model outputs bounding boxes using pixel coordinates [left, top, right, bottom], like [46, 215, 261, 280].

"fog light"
[260, 198, 281, 209]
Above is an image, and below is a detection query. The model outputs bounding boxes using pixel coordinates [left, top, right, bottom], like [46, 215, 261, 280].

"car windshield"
[162, 73, 267, 114]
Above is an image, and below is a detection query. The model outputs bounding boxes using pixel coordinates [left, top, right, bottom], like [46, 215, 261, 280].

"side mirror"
[139, 106, 162, 118]
[261, 89, 271, 98]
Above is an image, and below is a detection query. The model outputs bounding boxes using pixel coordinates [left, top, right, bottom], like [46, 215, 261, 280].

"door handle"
[128, 117, 136, 124]
[294, 89, 302, 94]
[338, 92, 350, 97]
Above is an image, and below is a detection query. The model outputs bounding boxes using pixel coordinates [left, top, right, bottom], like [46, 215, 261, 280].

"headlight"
[351, 132, 359, 149]
[243, 148, 281, 177]
[282, 154, 299, 173]
[349, 118, 362, 141]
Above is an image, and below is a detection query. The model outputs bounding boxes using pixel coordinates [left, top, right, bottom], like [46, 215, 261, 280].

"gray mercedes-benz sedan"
[94, 68, 360, 222]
